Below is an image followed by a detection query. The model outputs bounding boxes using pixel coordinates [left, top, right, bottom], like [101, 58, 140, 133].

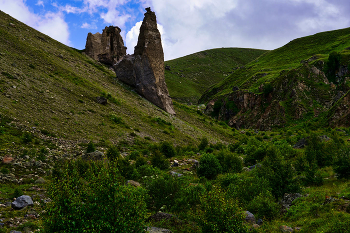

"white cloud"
[0, 0, 71, 45]
[81, 22, 97, 29]
[126, 21, 142, 54]
[36, 0, 44, 7]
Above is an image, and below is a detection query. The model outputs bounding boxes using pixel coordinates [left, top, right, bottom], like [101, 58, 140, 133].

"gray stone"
[126, 180, 141, 187]
[280, 193, 303, 211]
[34, 177, 45, 184]
[147, 227, 172, 233]
[280, 225, 293, 232]
[170, 171, 183, 177]
[257, 218, 263, 225]
[11, 195, 33, 210]
[82, 151, 104, 161]
[244, 211, 256, 224]
[293, 138, 307, 149]
[96, 96, 108, 105]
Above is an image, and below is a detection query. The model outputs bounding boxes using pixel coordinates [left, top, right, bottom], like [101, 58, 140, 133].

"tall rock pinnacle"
[114, 8, 175, 115]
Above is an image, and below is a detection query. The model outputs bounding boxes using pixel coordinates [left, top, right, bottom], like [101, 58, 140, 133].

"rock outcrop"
[114, 8, 175, 115]
[85, 26, 126, 66]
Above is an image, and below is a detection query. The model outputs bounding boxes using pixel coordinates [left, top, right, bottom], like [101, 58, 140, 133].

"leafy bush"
[334, 147, 350, 179]
[106, 146, 120, 161]
[325, 51, 341, 84]
[256, 146, 300, 198]
[21, 131, 33, 144]
[160, 141, 176, 158]
[244, 138, 267, 165]
[86, 141, 96, 153]
[197, 153, 222, 179]
[218, 173, 239, 188]
[151, 150, 170, 170]
[44, 160, 147, 232]
[135, 156, 147, 168]
[198, 137, 209, 151]
[227, 175, 271, 206]
[198, 187, 247, 233]
[11, 188, 23, 199]
[129, 151, 141, 160]
[216, 151, 243, 173]
[174, 183, 206, 212]
[247, 191, 279, 221]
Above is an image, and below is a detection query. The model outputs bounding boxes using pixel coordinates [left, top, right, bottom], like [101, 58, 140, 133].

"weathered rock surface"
[147, 227, 172, 233]
[280, 193, 303, 212]
[85, 26, 126, 66]
[82, 151, 104, 161]
[11, 195, 34, 210]
[114, 8, 175, 115]
[244, 211, 256, 224]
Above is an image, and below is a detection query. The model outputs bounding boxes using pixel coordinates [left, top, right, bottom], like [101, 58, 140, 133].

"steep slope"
[0, 11, 233, 145]
[200, 27, 350, 129]
[164, 48, 267, 103]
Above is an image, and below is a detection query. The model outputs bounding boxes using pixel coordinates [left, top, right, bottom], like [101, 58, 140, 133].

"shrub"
[160, 141, 176, 158]
[334, 147, 350, 179]
[197, 153, 222, 179]
[1, 167, 10, 174]
[247, 191, 279, 221]
[244, 138, 267, 166]
[106, 146, 120, 161]
[216, 151, 243, 173]
[21, 131, 33, 144]
[151, 150, 170, 170]
[198, 187, 247, 233]
[325, 51, 341, 84]
[174, 183, 206, 212]
[129, 151, 141, 160]
[86, 141, 96, 153]
[218, 173, 239, 188]
[11, 188, 23, 199]
[198, 137, 209, 151]
[44, 160, 147, 232]
[256, 146, 300, 198]
[135, 156, 147, 168]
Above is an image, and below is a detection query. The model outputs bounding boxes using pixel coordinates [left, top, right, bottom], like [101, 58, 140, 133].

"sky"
[1, 0, 350, 61]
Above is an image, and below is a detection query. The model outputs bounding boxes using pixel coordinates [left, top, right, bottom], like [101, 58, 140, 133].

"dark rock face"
[85, 26, 126, 66]
[114, 8, 175, 115]
[11, 195, 33, 210]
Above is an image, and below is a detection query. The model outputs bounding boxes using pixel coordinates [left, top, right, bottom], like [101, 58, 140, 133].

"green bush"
[86, 141, 96, 153]
[198, 187, 247, 233]
[334, 147, 350, 179]
[218, 173, 239, 188]
[160, 141, 176, 158]
[44, 160, 147, 232]
[151, 150, 170, 170]
[106, 146, 120, 161]
[227, 175, 271, 206]
[216, 151, 242, 173]
[244, 138, 268, 166]
[247, 191, 279, 221]
[129, 151, 141, 160]
[198, 137, 209, 151]
[11, 188, 23, 199]
[135, 156, 147, 168]
[174, 183, 206, 212]
[197, 153, 222, 179]
[21, 131, 33, 144]
[325, 51, 341, 84]
[256, 146, 300, 198]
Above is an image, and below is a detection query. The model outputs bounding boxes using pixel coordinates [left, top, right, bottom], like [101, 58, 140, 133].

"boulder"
[96, 96, 108, 105]
[280, 225, 294, 232]
[11, 195, 33, 210]
[170, 171, 183, 177]
[126, 180, 141, 187]
[244, 211, 256, 224]
[114, 8, 175, 115]
[34, 177, 46, 184]
[293, 138, 307, 149]
[82, 151, 104, 161]
[280, 193, 303, 211]
[85, 32, 102, 61]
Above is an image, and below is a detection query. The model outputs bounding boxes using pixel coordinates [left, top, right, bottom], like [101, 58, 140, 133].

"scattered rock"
[9, 23, 15, 27]
[126, 180, 141, 187]
[147, 227, 172, 233]
[320, 135, 331, 141]
[96, 96, 108, 105]
[244, 211, 256, 224]
[11, 195, 34, 210]
[82, 151, 104, 161]
[257, 219, 263, 225]
[280, 225, 293, 232]
[170, 171, 183, 177]
[114, 8, 175, 115]
[171, 160, 179, 167]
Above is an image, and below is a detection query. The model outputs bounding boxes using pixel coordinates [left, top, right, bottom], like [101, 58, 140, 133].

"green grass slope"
[164, 48, 267, 103]
[0, 11, 234, 145]
[199, 27, 350, 129]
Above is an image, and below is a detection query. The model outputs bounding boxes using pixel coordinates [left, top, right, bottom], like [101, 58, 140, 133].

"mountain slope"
[0, 11, 233, 145]
[199, 27, 350, 129]
[164, 48, 267, 103]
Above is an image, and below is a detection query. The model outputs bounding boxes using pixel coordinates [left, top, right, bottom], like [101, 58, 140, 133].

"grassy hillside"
[0, 11, 234, 146]
[164, 48, 267, 103]
[199, 27, 350, 129]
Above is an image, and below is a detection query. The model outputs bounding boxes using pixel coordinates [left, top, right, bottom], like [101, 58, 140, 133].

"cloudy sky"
[1, 0, 350, 60]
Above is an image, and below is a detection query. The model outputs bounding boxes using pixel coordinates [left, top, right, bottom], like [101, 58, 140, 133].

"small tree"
[160, 141, 176, 158]
[86, 141, 96, 153]
[197, 153, 222, 179]
[198, 137, 209, 151]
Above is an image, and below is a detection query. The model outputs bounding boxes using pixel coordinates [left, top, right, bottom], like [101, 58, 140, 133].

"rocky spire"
[114, 8, 175, 115]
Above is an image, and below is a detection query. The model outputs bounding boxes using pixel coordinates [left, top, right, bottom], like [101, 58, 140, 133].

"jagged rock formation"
[114, 8, 175, 115]
[85, 26, 126, 66]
